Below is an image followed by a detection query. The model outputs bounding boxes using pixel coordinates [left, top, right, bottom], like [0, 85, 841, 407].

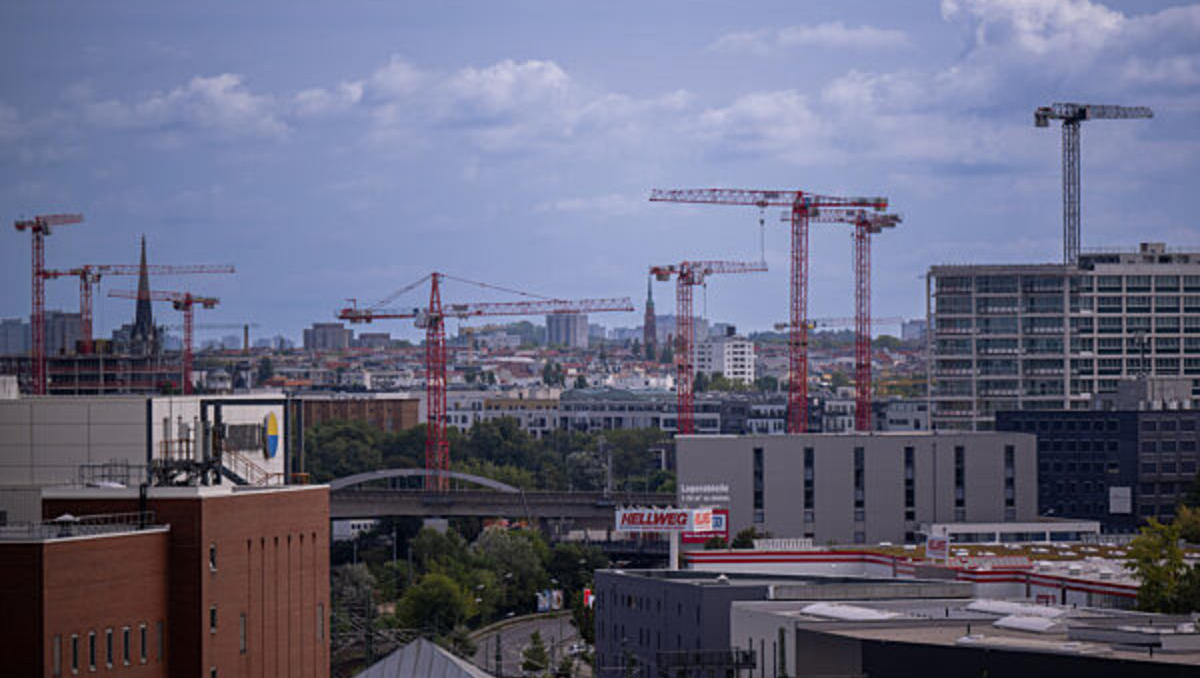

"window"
[105, 628, 113, 668]
[122, 627, 130, 665]
[71, 634, 79, 675]
[53, 635, 61, 677]
[88, 632, 95, 672]
[239, 613, 246, 654]
[904, 446, 916, 521]
[209, 543, 218, 571]
[1004, 445, 1016, 513]
[139, 625, 147, 664]
[752, 447, 765, 524]
[210, 668, 217, 678]
[803, 447, 814, 512]
[210, 606, 217, 633]
[317, 603, 325, 641]
[954, 446, 966, 509]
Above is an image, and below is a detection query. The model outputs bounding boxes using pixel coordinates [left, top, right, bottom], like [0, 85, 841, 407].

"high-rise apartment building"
[302, 322, 352, 351]
[928, 242, 1200, 431]
[545, 313, 589, 349]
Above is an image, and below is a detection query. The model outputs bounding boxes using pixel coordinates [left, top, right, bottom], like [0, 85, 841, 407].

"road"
[471, 611, 590, 677]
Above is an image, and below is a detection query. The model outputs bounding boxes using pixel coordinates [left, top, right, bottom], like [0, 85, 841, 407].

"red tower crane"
[649, 260, 767, 435]
[13, 213, 84, 394]
[339, 272, 633, 491]
[650, 189, 887, 433]
[108, 289, 218, 394]
[43, 263, 235, 353]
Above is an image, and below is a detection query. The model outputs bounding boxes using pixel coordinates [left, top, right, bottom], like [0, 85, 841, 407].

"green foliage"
[439, 625, 477, 659]
[693, 371, 709, 392]
[522, 630, 550, 675]
[543, 361, 566, 386]
[753, 375, 779, 393]
[874, 334, 903, 350]
[257, 356, 273, 382]
[574, 374, 588, 389]
[702, 535, 728, 550]
[555, 654, 575, 678]
[398, 573, 470, 635]
[731, 526, 768, 549]
[1178, 504, 1200, 544]
[305, 419, 383, 482]
[659, 343, 673, 364]
[1123, 518, 1200, 613]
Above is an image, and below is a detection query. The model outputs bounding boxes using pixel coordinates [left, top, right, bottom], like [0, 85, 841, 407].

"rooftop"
[736, 597, 1200, 666]
[0, 510, 167, 543]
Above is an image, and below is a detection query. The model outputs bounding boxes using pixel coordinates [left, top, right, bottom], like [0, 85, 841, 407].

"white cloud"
[711, 22, 909, 55]
[293, 81, 364, 117]
[83, 74, 287, 139]
[367, 55, 424, 99]
[0, 103, 24, 142]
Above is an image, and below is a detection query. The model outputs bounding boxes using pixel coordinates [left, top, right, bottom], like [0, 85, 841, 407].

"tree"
[702, 535, 728, 550]
[693, 371, 709, 392]
[256, 356, 273, 382]
[574, 375, 588, 389]
[522, 630, 550, 675]
[731, 526, 768, 549]
[1178, 504, 1200, 544]
[555, 654, 575, 678]
[398, 573, 470, 636]
[543, 361, 565, 387]
[305, 420, 383, 482]
[1125, 518, 1190, 612]
[753, 375, 779, 393]
[659, 342, 673, 364]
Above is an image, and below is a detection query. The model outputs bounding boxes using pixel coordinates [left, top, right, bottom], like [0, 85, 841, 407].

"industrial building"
[928, 242, 1200, 431]
[0, 394, 291, 487]
[1, 483, 330, 678]
[676, 432, 1037, 544]
[295, 392, 419, 435]
[594, 567, 1196, 678]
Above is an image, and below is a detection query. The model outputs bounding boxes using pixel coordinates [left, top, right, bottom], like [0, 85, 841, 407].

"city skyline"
[3, 0, 1198, 343]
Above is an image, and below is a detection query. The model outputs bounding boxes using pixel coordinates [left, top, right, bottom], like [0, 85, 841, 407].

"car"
[567, 642, 588, 657]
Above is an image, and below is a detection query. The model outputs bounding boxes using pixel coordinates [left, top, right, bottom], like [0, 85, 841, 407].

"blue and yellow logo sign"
[263, 412, 279, 459]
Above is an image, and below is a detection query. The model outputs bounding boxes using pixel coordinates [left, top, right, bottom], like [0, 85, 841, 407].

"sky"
[2, 0, 1199, 344]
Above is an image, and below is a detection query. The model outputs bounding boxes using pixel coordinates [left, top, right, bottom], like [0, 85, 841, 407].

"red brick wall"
[0, 529, 170, 678]
[44, 486, 330, 678]
[303, 398, 419, 434]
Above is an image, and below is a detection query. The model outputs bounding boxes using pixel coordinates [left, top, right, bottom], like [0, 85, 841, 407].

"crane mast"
[651, 189, 887, 433]
[1034, 102, 1152, 264]
[13, 213, 84, 394]
[339, 272, 633, 491]
[649, 260, 766, 435]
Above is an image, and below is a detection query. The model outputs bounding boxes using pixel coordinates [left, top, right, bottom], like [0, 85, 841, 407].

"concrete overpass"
[329, 468, 676, 524]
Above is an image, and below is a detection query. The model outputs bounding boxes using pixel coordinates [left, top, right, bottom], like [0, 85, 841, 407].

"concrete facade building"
[676, 432, 1038, 544]
[928, 243, 1200, 431]
[695, 334, 755, 384]
[0, 316, 30, 355]
[0, 394, 290, 487]
[558, 388, 720, 434]
[302, 323, 352, 351]
[546, 313, 589, 349]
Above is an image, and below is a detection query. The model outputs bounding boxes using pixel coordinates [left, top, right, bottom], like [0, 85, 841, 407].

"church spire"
[131, 236, 158, 355]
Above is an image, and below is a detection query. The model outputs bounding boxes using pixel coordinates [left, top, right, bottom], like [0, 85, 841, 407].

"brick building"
[296, 394, 420, 434]
[1, 484, 330, 678]
[0, 517, 170, 677]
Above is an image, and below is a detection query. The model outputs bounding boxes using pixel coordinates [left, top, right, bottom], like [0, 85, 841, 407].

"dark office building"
[996, 409, 1200, 531]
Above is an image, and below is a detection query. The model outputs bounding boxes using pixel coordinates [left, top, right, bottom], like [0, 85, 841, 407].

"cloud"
[83, 74, 288, 139]
[711, 22, 910, 55]
[0, 103, 24, 142]
[292, 81, 364, 117]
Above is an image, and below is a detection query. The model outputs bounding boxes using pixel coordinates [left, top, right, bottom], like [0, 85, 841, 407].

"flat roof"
[41, 483, 328, 500]
[736, 598, 1200, 666]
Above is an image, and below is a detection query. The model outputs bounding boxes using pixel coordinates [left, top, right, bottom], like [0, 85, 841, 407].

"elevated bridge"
[329, 468, 676, 524]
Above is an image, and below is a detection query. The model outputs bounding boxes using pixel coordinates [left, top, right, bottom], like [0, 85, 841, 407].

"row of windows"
[51, 622, 163, 676]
